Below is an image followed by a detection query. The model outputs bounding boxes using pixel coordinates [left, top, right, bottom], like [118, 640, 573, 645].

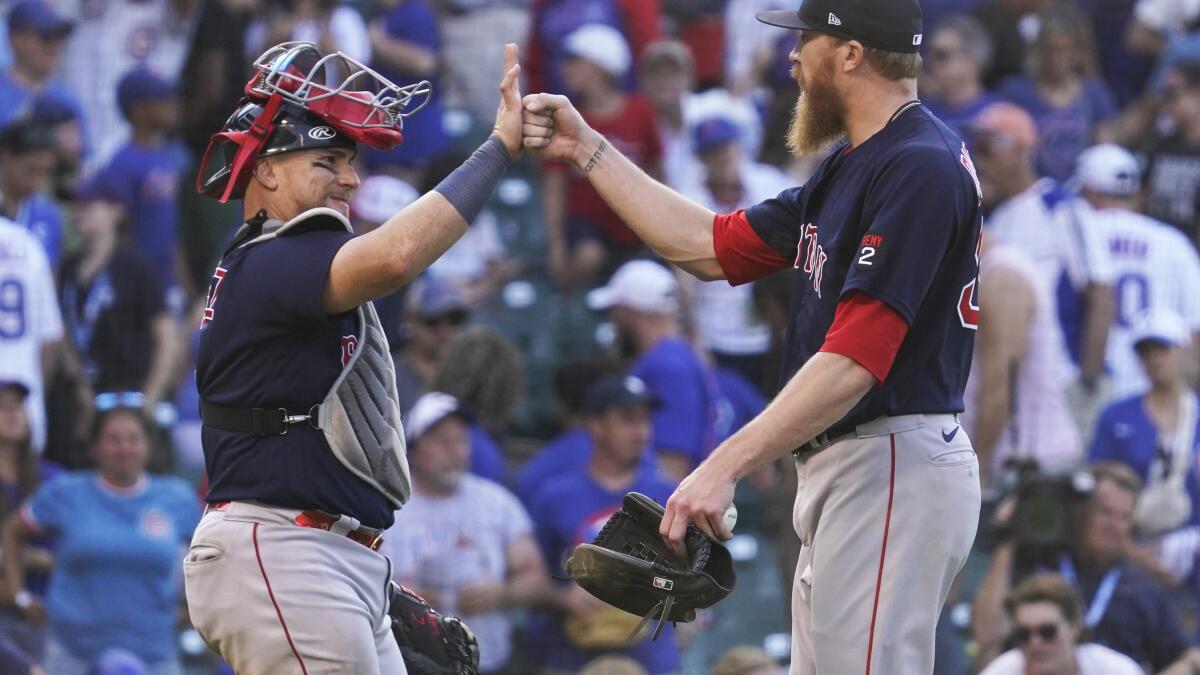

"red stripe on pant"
[865, 434, 897, 675]
[253, 522, 309, 674]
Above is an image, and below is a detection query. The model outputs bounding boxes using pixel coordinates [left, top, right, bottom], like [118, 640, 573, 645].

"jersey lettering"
[960, 142, 982, 205]
[0, 278, 25, 339]
[957, 233, 982, 329]
[200, 267, 227, 329]
[855, 232, 887, 270]
[794, 224, 827, 298]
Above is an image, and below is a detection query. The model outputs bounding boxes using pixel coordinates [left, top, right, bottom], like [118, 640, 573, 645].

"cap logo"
[827, 12, 841, 26]
[308, 126, 337, 140]
[913, 34, 923, 46]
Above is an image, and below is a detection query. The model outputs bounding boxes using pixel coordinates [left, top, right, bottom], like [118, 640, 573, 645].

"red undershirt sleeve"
[818, 291, 910, 382]
[712, 210, 791, 286]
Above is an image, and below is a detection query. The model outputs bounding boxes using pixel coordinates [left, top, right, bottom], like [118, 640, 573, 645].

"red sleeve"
[620, 0, 663, 60]
[712, 210, 791, 285]
[818, 292, 909, 382]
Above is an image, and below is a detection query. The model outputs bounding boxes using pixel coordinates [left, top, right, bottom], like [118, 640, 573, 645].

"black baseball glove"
[388, 582, 480, 675]
[565, 492, 736, 641]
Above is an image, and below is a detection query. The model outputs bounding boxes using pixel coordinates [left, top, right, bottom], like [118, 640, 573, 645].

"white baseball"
[723, 503, 738, 532]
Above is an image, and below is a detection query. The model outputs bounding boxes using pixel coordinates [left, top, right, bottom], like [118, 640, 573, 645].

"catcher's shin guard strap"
[433, 135, 511, 225]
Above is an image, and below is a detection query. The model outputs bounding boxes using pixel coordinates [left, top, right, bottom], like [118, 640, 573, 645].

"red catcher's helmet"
[196, 41, 432, 203]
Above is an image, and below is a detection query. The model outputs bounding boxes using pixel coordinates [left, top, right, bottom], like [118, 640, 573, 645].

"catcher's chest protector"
[235, 207, 412, 507]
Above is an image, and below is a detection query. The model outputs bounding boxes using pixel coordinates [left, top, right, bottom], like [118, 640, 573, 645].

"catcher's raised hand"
[492, 43, 523, 159]
[521, 93, 596, 166]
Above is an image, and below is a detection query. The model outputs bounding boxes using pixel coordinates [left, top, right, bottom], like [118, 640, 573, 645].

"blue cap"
[8, 0, 72, 38]
[693, 117, 741, 156]
[116, 67, 176, 118]
[583, 375, 662, 415]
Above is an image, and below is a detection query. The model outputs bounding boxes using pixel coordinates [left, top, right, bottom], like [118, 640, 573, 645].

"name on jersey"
[855, 232, 887, 270]
[794, 224, 827, 298]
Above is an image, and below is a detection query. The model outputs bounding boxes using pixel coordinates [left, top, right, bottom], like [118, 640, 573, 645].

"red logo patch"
[340, 335, 359, 367]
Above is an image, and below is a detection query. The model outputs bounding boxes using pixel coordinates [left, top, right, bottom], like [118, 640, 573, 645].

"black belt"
[200, 400, 318, 437]
[792, 426, 857, 460]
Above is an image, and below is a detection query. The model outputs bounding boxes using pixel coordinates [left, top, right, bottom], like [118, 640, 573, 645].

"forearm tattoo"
[584, 140, 608, 173]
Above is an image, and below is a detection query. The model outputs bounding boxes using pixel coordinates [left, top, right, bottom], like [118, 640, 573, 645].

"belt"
[205, 501, 385, 551]
[791, 413, 960, 461]
[200, 400, 319, 437]
[792, 428, 857, 460]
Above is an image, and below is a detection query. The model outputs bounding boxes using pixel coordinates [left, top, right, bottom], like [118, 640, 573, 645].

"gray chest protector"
[237, 207, 411, 507]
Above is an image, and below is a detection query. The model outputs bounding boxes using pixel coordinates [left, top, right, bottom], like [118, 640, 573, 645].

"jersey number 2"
[957, 234, 981, 330]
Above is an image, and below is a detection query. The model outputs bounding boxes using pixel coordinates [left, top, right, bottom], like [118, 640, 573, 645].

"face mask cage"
[249, 41, 432, 131]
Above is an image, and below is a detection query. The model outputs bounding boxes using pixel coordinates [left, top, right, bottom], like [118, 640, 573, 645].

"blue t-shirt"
[712, 367, 766, 443]
[515, 427, 659, 506]
[526, 466, 679, 673]
[12, 192, 63, 268]
[0, 70, 84, 131]
[104, 141, 188, 292]
[742, 105, 982, 435]
[468, 424, 507, 485]
[1090, 394, 1200, 528]
[24, 472, 200, 664]
[632, 337, 719, 468]
[998, 75, 1117, 181]
[197, 221, 396, 529]
[363, 0, 449, 170]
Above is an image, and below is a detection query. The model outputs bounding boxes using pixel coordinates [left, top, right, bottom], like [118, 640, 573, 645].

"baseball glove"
[565, 492, 736, 642]
[388, 582, 480, 675]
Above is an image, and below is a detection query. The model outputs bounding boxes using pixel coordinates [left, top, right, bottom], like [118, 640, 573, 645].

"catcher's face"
[258, 147, 360, 219]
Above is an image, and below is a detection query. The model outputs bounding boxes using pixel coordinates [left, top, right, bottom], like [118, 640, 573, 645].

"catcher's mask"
[197, 41, 432, 203]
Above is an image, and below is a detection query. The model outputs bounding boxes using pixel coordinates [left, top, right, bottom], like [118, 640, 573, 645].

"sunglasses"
[1013, 622, 1060, 646]
[422, 310, 467, 329]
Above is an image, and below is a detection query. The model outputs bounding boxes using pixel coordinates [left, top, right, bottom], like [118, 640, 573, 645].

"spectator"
[0, 215, 63, 454]
[722, 0, 787, 96]
[978, 575, 1143, 675]
[997, 4, 1118, 181]
[961, 239, 1082, 484]
[103, 67, 190, 310]
[1070, 144, 1200, 400]
[524, 0, 661, 96]
[661, 0, 724, 90]
[922, 15, 1001, 131]
[31, 95, 86, 203]
[381, 392, 550, 673]
[434, 0, 530, 124]
[969, 104, 1114, 419]
[526, 374, 680, 674]
[392, 274, 470, 414]
[430, 325, 524, 485]
[711, 646, 778, 675]
[0, 119, 63, 267]
[972, 0, 1052, 88]
[971, 462, 1197, 671]
[59, 180, 181, 416]
[363, 0, 449, 178]
[542, 24, 663, 291]
[587, 260, 719, 481]
[0, 380, 57, 659]
[580, 654, 650, 675]
[0, 405, 200, 674]
[1090, 310, 1200, 583]
[244, 0, 369, 67]
[1126, 0, 1200, 60]
[1144, 59, 1200, 237]
[679, 116, 791, 388]
[57, 0, 198, 168]
[1079, 0, 1155, 109]
[0, 1, 80, 134]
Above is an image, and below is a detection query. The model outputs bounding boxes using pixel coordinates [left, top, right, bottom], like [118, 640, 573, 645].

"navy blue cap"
[693, 117, 741, 155]
[0, 381, 30, 398]
[758, 0, 924, 54]
[583, 375, 662, 415]
[116, 67, 176, 117]
[8, 0, 72, 38]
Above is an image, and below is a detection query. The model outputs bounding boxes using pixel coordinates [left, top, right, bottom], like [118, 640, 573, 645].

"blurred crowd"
[0, 0, 1198, 673]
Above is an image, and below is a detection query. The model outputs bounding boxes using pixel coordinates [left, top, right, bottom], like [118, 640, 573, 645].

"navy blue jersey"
[196, 226, 395, 529]
[735, 105, 983, 435]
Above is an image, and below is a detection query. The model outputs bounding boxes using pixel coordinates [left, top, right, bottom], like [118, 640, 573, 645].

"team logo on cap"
[309, 126, 337, 140]
[913, 34, 923, 46]
[828, 12, 841, 26]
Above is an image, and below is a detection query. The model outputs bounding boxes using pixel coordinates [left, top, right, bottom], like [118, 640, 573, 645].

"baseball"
[723, 503, 738, 532]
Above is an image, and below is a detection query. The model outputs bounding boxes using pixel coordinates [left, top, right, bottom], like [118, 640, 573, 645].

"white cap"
[563, 24, 632, 79]
[587, 259, 679, 315]
[1074, 144, 1141, 197]
[405, 392, 467, 443]
[351, 175, 420, 224]
[1131, 308, 1191, 350]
